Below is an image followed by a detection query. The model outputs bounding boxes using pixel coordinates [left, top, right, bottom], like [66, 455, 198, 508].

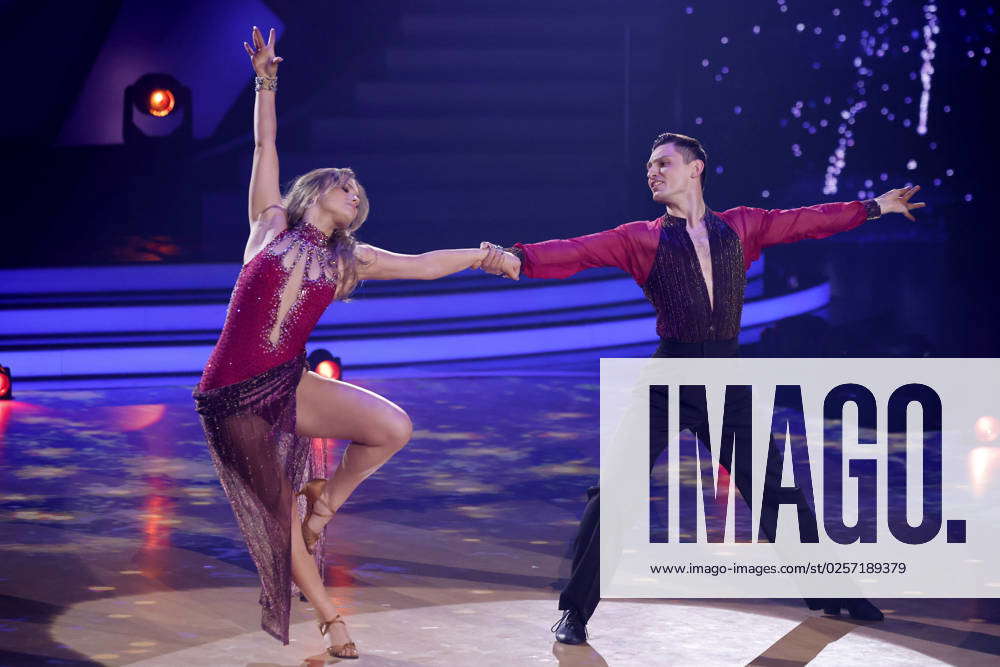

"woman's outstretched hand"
[479, 242, 521, 280]
[243, 26, 283, 77]
[875, 185, 926, 221]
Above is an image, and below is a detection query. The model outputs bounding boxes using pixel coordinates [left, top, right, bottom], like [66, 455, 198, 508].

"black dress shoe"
[823, 598, 884, 621]
[552, 609, 588, 644]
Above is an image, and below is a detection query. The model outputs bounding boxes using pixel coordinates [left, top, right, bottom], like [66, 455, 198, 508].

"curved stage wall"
[0, 256, 830, 382]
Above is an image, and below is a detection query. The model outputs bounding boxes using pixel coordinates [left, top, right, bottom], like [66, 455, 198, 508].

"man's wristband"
[254, 75, 278, 92]
[505, 246, 525, 263]
[862, 198, 882, 221]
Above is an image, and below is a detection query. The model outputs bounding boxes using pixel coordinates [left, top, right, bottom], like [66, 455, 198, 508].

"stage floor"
[1, 376, 998, 665]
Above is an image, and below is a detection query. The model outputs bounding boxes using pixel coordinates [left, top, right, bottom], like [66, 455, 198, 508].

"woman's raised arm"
[244, 26, 285, 228]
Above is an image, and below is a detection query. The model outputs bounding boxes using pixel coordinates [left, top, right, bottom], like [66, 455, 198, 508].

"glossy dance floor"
[2, 376, 998, 665]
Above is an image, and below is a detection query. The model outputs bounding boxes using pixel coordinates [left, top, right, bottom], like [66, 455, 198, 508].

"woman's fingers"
[909, 201, 927, 209]
[484, 250, 503, 274]
[243, 41, 255, 58]
[267, 27, 276, 47]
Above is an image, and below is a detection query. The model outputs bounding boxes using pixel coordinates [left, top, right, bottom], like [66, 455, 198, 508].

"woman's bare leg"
[290, 494, 337, 619]
[289, 494, 356, 653]
[295, 370, 412, 517]
[288, 370, 412, 650]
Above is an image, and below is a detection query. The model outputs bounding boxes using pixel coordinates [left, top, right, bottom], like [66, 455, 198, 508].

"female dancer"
[193, 26, 517, 659]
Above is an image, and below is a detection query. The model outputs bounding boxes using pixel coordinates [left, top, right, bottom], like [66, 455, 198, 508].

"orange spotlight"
[147, 88, 175, 117]
[308, 349, 342, 380]
[0, 365, 11, 400]
[124, 73, 191, 144]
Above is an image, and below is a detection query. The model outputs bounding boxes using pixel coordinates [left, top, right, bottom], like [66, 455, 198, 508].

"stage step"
[276, 152, 612, 186]
[354, 81, 655, 115]
[382, 47, 661, 80]
[308, 116, 621, 151]
[0, 259, 805, 384]
[397, 14, 663, 47]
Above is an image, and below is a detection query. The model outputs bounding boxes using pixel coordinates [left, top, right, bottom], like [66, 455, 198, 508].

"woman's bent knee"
[383, 409, 412, 451]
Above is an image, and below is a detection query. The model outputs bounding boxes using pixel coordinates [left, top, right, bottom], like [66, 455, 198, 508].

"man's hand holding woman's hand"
[478, 242, 521, 280]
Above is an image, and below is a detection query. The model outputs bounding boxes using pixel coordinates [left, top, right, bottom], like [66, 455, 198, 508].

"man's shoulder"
[615, 218, 663, 233]
[714, 205, 763, 219]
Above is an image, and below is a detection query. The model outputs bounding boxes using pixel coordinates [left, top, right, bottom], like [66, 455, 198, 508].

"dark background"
[3, 0, 999, 353]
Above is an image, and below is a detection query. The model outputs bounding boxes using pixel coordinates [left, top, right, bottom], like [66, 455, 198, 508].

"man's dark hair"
[651, 132, 708, 189]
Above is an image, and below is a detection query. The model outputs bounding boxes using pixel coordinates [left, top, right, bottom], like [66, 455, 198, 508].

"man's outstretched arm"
[480, 222, 659, 284]
[724, 186, 926, 267]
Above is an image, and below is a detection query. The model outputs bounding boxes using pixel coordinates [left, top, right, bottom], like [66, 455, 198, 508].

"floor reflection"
[1, 378, 998, 665]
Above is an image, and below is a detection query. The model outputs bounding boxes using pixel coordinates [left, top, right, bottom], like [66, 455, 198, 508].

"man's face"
[646, 143, 701, 203]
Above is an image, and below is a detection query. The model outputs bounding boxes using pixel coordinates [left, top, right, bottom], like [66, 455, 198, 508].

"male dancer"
[480, 132, 925, 644]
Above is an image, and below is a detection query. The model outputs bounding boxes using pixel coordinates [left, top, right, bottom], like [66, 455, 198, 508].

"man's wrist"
[862, 198, 882, 221]
[505, 246, 525, 263]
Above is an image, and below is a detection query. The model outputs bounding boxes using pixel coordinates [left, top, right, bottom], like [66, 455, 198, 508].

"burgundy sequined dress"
[193, 221, 337, 644]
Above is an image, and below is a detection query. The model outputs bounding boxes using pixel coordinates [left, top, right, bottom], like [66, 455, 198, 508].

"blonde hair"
[283, 167, 370, 300]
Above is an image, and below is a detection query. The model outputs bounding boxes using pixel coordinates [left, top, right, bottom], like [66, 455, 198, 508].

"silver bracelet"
[254, 75, 277, 92]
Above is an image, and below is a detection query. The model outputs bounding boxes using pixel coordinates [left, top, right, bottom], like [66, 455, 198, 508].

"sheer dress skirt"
[193, 351, 326, 644]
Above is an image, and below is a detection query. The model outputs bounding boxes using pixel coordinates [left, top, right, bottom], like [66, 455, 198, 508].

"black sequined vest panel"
[641, 212, 747, 342]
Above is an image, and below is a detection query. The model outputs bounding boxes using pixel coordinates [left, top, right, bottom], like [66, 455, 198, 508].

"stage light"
[147, 89, 176, 117]
[123, 73, 192, 145]
[316, 360, 341, 379]
[975, 416, 999, 443]
[307, 349, 342, 380]
[0, 365, 12, 400]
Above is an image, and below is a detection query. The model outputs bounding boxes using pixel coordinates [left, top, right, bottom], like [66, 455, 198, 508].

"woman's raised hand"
[243, 26, 283, 77]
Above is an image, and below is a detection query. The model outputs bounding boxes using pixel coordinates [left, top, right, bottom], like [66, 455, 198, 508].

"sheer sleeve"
[514, 220, 660, 284]
[719, 201, 872, 269]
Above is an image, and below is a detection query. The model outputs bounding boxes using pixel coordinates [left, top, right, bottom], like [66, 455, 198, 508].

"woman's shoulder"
[243, 209, 291, 265]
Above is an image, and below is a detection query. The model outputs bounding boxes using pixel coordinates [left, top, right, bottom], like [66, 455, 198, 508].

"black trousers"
[558, 338, 822, 622]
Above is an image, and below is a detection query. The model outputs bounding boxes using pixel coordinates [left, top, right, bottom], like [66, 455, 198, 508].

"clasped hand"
[477, 242, 521, 280]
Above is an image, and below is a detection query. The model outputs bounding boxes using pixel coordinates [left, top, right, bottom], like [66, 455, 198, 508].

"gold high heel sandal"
[319, 614, 359, 660]
[297, 478, 334, 555]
